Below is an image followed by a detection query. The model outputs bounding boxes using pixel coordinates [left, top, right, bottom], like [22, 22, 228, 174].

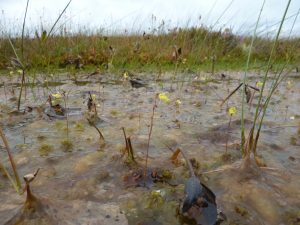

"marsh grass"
[38, 143, 53, 157]
[4, 0, 73, 111]
[241, 0, 266, 155]
[60, 139, 73, 152]
[1, 23, 299, 75]
[241, 0, 295, 168]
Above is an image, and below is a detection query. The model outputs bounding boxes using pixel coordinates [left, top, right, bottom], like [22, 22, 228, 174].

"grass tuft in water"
[61, 139, 73, 152]
[38, 144, 53, 156]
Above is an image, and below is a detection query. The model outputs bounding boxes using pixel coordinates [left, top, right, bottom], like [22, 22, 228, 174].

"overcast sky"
[0, 0, 299, 36]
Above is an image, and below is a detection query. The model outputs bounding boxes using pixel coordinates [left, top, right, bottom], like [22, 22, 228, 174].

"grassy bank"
[0, 27, 299, 75]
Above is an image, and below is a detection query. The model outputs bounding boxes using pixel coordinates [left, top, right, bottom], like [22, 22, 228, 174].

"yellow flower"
[228, 106, 237, 116]
[52, 92, 62, 99]
[286, 80, 293, 89]
[9, 71, 14, 75]
[158, 92, 170, 103]
[175, 99, 182, 106]
[17, 69, 23, 74]
[123, 71, 128, 79]
[151, 190, 162, 197]
[200, 76, 207, 81]
[91, 94, 96, 101]
[182, 58, 187, 64]
[256, 81, 263, 88]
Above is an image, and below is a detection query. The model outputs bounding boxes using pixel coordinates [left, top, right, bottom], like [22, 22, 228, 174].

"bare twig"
[122, 127, 129, 151]
[0, 125, 21, 189]
[0, 161, 19, 193]
[126, 137, 135, 162]
[145, 94, 158, 175]
[121, 127, 136, 162]
[87, 118, 105, 140]
[225, 115, 232, 154]
[178, 148, 195, 177]
[62, 91, 69, 138]
[220, 83, 242, 107]
[221, 83, 260, 107]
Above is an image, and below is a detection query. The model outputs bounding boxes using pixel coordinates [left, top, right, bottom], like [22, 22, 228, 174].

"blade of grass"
[253, 7, 299, 153]
[211, 0, 235, 28]
[17, 69, 26, 111]
[250, 0, 292, 155]
[20, 0, 30, 105]
[241, 0, 265, 155]
[8, 39, 24, 69]
[47, 0, 72, 38]
[21, 0, 30, 62]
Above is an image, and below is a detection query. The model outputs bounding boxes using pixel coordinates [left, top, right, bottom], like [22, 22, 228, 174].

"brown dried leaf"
[170, 148, 181, 161]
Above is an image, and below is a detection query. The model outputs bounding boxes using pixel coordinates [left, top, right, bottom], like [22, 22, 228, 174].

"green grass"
[240, 0, 295, 168]
[0, 26, 299, 75]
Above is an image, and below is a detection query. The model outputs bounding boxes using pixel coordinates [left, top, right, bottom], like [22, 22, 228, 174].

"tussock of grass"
[38, 144, 53, 156]
[74, 122, 85, 132]
[61, 139, 73, 152]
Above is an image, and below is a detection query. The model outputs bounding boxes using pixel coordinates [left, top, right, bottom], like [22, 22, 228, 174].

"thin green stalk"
[145, 94, 158, 179]
[17, 70, 25, 111]
[256, 7, 300, 134]
[256, 11, 300, 36]
[241, 0, 265, 155]
[225, 115, 232, 154]
[47, 0, 72, 38]
[287, 7, 300, 38]
[198, 0, 234, 58]
[254, 64, 293, 154]
[21, 0, 30, 62]
[250, 0, 292, 155]
[62, 92, 69, 139]
[8, 39, 24, 69]
[17, 0, 30, 111]
[211, 0, 235, 28]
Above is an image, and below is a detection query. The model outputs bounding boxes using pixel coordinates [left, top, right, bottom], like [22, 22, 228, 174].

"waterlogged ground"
[0, 70, 300, 225]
